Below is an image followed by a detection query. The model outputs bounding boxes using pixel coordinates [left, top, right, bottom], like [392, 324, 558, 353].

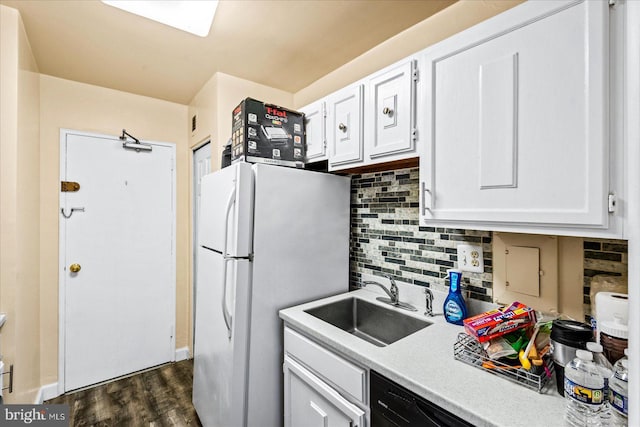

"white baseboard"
[175, 346, 190, 362]
[34, 383, 59, 404]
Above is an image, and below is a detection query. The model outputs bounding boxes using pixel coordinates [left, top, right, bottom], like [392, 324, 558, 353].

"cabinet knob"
[382, 107, 394, 117]
[69, 263, 81, 273]
[338, 123, 347, 132]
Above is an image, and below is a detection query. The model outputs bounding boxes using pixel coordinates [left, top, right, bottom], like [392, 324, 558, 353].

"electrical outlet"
[457, 244, 484, 273]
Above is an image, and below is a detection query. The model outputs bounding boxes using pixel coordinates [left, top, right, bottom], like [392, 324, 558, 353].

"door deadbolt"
[69, 263, 81, 273]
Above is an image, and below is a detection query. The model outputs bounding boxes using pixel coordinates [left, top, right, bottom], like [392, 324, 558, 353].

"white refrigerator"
[193, 162, 351, 427]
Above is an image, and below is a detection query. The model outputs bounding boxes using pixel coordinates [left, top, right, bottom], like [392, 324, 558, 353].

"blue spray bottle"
[443, 269, 467, 325]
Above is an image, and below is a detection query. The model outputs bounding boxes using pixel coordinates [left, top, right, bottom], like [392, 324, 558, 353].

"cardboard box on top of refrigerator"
[463, 301, 536, 343]
[231, 98, 305, 168]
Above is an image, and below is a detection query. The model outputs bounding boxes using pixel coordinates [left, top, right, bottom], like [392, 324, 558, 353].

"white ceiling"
[2, 0, 456, 104]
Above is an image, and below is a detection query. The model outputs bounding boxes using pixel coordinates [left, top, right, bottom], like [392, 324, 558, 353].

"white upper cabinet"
[305, 57, 420, 172]
[367, 59, 417, 161]
[300, 101, 327, 163]
[327, 84, 364, 169]
[419, 0, 621, 237]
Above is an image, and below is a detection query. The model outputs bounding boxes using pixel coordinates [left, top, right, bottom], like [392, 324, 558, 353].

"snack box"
[463, 301, 536, 343]
[231, 98, 305, 168]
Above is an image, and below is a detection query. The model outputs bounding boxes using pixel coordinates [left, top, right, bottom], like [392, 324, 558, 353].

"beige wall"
[39, 75, 189, 386]
[0, 5, 41, 403]
[293, 0, 523, 108]
[214, 73, 293, 165]
[1, 0, 530, 402]
[188, 72, 294, 165]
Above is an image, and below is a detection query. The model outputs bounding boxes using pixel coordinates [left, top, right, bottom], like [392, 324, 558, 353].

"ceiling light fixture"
[102, 1, 218, 37]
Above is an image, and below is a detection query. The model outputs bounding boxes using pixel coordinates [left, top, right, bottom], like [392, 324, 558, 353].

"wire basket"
[453, 332, 555, 393]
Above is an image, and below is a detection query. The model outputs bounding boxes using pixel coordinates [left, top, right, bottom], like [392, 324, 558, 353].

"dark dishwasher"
[370, 371, 473, 427]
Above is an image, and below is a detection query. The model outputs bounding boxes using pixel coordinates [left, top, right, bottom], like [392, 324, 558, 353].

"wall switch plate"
[457, 244, 484, 273]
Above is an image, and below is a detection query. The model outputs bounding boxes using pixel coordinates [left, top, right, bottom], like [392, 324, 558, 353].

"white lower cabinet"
[284, 356, 365, 427]
[283, 327, 368, 427]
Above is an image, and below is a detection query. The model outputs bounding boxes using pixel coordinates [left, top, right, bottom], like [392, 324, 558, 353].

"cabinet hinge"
[412, 69, 419, 82]
[609, 0, 616, 6]
[412, 128, 418, 142]
[608, 193, 616, 213]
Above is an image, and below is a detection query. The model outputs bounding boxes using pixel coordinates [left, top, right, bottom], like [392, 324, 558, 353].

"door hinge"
[61, 181, 80, 192]
[412, 68, 419, 82]
[609, 0, 616, 6]
[2, 364, 14, 394]
[608, 193, 616, 213]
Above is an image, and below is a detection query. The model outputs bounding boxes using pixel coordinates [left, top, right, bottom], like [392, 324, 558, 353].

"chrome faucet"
[361, 274, 417, 312]
[424, 287, 434, 317]
[362, 274, 398, 304]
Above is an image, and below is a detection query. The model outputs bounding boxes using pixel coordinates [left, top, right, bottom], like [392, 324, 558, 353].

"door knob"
[69, 263, 81, 273]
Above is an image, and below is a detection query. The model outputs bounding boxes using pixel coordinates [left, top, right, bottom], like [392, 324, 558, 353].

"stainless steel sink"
[305, 297, 431, 347]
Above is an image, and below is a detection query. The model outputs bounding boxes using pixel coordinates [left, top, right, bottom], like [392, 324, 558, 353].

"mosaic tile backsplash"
[349, 168, 494, 302]
[583, 239, 628, 306]
[349, 167, 629, 310]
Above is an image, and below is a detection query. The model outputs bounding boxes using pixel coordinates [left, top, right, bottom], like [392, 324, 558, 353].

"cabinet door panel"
[301, 101, 326, 162]
[328, 85, 364, 168]
[420, 0, 609, 229]
[284, 356, 365, 427]
[369, 60, 416, 159]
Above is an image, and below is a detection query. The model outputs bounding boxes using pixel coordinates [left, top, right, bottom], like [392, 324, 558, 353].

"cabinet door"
[420, 0, 610, 231]
[301, 101, 327, 163]
[368, 59, 417, 159]
[284, 356, 365, 427]
[327, 84, 364, 169]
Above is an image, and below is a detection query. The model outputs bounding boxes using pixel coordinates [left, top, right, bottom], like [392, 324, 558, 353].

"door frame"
[57, 128, 177, 395]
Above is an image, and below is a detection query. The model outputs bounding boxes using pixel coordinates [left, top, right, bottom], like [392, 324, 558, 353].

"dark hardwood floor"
[46, 359, 202, 427]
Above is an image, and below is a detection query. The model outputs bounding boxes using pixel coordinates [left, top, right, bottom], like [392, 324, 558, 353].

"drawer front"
[284, 327, 366, 403]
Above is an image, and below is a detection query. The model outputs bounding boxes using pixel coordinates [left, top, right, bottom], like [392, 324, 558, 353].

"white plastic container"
[564, 350, 605, 427]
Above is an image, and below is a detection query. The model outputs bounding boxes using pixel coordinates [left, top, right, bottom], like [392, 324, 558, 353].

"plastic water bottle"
[609, 349, 628, 426]
[564, 349, 605, 427]
[587, 342, 614, 425]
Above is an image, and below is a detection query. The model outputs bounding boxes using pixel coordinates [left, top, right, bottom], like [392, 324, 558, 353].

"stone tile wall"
[349, 167, 629, 310]
[583, 239, 628, 307]
[350, 168, 493, 302]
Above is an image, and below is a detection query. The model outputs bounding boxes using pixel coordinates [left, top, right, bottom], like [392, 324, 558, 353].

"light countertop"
[279, 287, 567, 427]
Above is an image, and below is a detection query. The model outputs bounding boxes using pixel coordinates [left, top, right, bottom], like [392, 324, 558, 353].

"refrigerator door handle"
[221, 186, 236, 339]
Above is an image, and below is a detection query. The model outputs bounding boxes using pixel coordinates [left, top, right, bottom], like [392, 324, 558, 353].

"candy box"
[463, 301, 536, 343]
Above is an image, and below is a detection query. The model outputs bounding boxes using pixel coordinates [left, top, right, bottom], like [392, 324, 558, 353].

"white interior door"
[60, 130, 176, 392]
[192, 141, 211, 349]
